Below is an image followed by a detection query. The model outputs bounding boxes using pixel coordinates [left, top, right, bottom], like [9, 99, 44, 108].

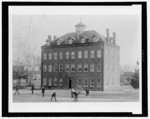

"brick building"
[41, 21, 120, 91]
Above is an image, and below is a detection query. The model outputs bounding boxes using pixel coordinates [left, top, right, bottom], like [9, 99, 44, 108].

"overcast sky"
[12, 6, 141, 67]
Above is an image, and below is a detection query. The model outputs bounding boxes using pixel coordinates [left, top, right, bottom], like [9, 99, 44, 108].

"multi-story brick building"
[41, 21, 120, 91]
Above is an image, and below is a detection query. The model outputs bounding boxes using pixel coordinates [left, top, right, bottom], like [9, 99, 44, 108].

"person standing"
[85, 89, 89, 96]
[42, 86, 45, 97]
[50, 92, 57, 102]
[71, 88, 75, 98]
[31, 85, 34, 94]
[14, 84, 19, 95]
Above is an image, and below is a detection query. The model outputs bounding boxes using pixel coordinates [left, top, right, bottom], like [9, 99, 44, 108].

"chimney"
[113, 32, 116, 45]
[106, 28, 110, 41]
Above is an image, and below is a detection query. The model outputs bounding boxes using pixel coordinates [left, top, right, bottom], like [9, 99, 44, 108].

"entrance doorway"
[68, 77, 72, 89]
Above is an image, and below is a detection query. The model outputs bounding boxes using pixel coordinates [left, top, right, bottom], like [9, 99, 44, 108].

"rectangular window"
[53, 78, 57, 86]
[84, 64, 88, 72]
[71, 52, 75, 59]
[78, 79, 82, 86]
[43, 78, 47, 85]
[65, 64, 69, 72]
[71, 64, 75, 72]
[48, 65, 52, 72]
[59, 64, 63, 72]
[78, 64, 82, 72]
[90, 50, 95, 58]
[90, 79, 95, 87]
[48, 78, 52, 86]
[97, 63, 101, 72]
[90, 64, 95, 72]
[84, 51, 88, 58]
[66, 52, 69, 59]
[49, 53, 52, 60]
[97, 50, 102, 58]
[43, 65, 47, 72]
[97, 79, 101, 87]
[59, 52, 63, 59]
[78, 51, 82, 59]
[43, 53, 47, 60]
[59, 78, 63, 86]
[54, 65, 57, 72]
[84, 79, 88, 87]
[54, 53, 57, 60]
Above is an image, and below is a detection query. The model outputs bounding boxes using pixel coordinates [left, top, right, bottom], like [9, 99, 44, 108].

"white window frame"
[97, 79, 101, 87]
[49, 53, 52, 60]
[78, 64, 82, 72]
[66, 52, 69, 59]
[48, 65, 52, 72]
[84, 64, 88, 72]
[97, 63, 101, 72]
[43, 53, 47, 60]
[97, 50, 102, 58]
[78, 79, 82, 86]
[43, 78, 47, 85]
[54, 53, 57, 60]
[53, 78, 57, 86]
[59, 78, 63, 86]
[90, 50, 95, 58]
[90, 79, 95, 87]
[84, 51, 88, 58]
[43, 65, 47, 72]
[71, 64, 75, 72]
[90, 64, 95, 72]
[48, 78, 52, 86]
[65, 64, 69, 72]
[84, 79, 88, 87]
[59, 52, 63, 60]
[71, 51, 75, 59]
[78, 51, 82, 59]
[59, 64, 63, 72]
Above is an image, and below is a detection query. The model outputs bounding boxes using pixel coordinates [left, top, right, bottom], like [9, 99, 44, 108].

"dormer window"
[68, 38, 73, 44]
[92, 36, 99, 42]
[81, 38, 86, 43]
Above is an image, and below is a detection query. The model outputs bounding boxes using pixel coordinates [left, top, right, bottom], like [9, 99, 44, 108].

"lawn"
[13, 85, 139, 102]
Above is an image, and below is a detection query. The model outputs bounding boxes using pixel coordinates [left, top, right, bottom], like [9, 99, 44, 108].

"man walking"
[50, 92, 57, 102]
[14, 84, 19, 95]
[42, 86, 45, 97]
[31, 85, 34, 94]
[71, 88, 75, 98]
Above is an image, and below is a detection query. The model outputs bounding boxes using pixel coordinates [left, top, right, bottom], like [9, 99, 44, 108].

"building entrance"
[68, 77, 72, 89]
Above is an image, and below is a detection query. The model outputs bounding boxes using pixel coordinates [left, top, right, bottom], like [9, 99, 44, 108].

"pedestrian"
[50, 92, 57, 102]
[14, 84, 19, 95]
[85, 89, 89, 96]
[42, 86, 45, 97]
[71, 88, 75, 98]
[31, 85, 34, 94]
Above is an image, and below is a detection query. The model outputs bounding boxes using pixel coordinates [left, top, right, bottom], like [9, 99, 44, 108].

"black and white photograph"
[2, 1, 148, 117]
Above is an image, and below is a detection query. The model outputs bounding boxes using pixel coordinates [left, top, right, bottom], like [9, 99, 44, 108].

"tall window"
[59, 78, 63, 86]
[90, 79, 95, 87]
[97, 50, 102, 58]
[84, 51, 88, 58]
[49, 53, 52, 60]
[84, 64, 88, 72]
[43, 53, 47, 60]
[48, 78, 52, 86]
[78, 51, 82, 59]
[90, 50, 95, 58]
[53, 78, 57, 86]
[43, 65, 47, 72]
[43, 78, 47, 85]
[65, 64, 69, 72]
[66, 52, 69, 59]
[48, 65, 52, 72]
[84, 79, 88, 87]
[59, 52, 63, 59]
[78, 79, 82, 86]
[97, 79, 101, 87]
[71, 64, 75, 72]
[54, 65, 57, 72]
[54, 53, 57, 60]
[71, 52, 75, 59]
[78, 64, 82, 72]
[90, 64, 95, 72]
[59, 64, 63, 72]
[97, 63, 101, 72]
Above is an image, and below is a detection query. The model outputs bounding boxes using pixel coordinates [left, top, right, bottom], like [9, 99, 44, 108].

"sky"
[11, 6, 141, 67]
